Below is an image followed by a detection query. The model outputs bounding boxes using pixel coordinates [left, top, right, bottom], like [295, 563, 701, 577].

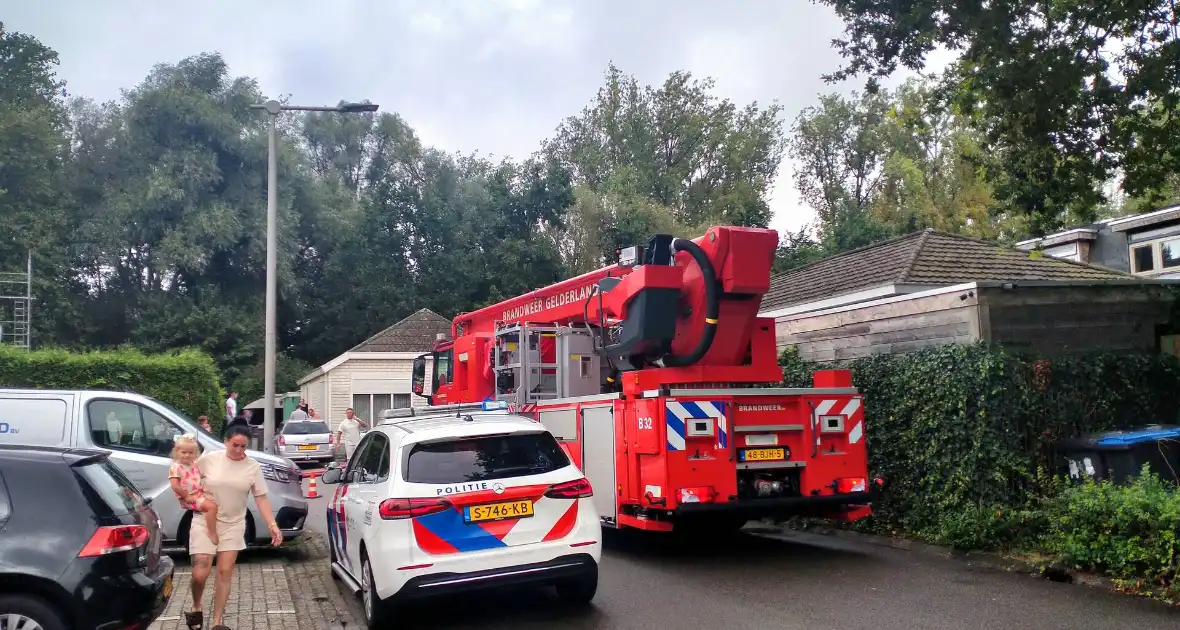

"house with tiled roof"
[761, 229, 1179, 362]
[297, 309, 451, 428]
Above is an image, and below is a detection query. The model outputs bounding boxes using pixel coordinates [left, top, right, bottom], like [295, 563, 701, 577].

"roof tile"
[761, 229, 1131, 312]
[348, 308, 452, 353]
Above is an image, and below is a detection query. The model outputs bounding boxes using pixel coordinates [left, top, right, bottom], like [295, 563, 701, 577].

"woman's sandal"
[184, 611, 203, 630]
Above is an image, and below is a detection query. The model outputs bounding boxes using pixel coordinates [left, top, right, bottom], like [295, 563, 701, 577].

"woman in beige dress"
[185, 424, 283, 630]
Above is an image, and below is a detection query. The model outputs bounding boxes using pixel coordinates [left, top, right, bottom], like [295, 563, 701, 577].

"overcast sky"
[6, 0, 942, 234]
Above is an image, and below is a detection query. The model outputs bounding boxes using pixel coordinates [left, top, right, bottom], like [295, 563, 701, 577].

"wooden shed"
[761, 230, 1178, 362]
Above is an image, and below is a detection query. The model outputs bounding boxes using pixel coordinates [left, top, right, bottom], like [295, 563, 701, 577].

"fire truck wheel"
[554, 567, 598, 606]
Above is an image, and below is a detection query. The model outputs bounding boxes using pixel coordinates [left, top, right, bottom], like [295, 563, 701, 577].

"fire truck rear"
[410, 226, 876, 533]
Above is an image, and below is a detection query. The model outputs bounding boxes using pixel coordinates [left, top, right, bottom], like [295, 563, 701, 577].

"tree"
[870, 80, 1001, 240]
[819, 0, 1180, 235]
[788, 89, 893, 251]
[789, 79, 1018, 253]
[545, 64, 787, 235]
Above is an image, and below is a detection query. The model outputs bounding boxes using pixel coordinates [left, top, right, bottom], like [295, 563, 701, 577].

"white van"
[0, 389, 309, 550]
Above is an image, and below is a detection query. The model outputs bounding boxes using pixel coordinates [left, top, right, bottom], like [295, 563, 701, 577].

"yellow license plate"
[298, 444, 317, 451]
[163, 574, 173, 599]
[742, 448, 785, 462]
[465, 500, 534, 523]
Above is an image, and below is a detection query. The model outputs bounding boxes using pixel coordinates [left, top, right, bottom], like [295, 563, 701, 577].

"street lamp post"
[249, 99, 379, 454]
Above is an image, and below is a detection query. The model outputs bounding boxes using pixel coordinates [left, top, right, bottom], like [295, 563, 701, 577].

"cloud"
[4, 1, 938, 235]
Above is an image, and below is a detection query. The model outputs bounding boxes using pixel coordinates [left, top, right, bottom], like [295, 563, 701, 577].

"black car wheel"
[0, 594, 68, 630]
[554, 566, 599, 606]
[361, 553, 392, 629]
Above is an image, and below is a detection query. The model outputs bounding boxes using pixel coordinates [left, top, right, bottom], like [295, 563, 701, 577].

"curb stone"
[746, 521, 1117, 591]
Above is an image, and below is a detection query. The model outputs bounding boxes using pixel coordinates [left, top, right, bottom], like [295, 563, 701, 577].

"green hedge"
[781, 343, 1180, 542]
[0, 346, 223, 423]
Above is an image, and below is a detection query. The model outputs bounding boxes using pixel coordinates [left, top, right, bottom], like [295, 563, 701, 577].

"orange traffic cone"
[306, 476, 319, 499]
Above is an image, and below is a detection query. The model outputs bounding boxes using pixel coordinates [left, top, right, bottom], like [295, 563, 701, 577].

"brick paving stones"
[148, 534, 362, 630]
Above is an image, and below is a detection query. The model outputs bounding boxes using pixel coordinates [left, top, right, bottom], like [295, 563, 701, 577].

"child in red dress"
[169, 434, 220, 544]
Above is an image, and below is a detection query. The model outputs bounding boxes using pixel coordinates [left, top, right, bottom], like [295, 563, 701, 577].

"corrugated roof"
[348, 308, 452, 353]
[761, 229, 1133, 312]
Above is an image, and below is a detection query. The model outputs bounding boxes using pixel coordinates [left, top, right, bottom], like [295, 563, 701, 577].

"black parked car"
[0, 445, 175, 630]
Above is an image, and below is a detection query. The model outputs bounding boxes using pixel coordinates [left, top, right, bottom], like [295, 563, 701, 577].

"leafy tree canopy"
[819, 0, 1180, 235]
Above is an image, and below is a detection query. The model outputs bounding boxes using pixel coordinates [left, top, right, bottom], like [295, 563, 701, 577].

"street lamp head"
[339, 102, 379, 113]
[263, 100, 282, 115]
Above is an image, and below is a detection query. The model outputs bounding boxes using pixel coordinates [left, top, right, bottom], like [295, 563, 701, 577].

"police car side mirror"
[320, 468, 343, 485]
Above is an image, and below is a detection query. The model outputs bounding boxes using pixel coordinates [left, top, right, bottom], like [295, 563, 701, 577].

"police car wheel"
[361, 553, 391, 628]
[554, 567, 598, 606]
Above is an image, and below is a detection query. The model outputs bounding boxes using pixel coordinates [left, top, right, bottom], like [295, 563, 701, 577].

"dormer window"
[1130, 237, 1180, 275]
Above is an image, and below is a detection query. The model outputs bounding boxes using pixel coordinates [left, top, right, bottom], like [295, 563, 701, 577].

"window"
[1162, 239, 1180, 269]
[352, 394, 411, 423]
[404, 431, 570, 484]
[1133, 245, 1154, 272]
[87, 400, 181, 455]
[282, 421, 331, 435]
[347, 434, 389, 484]
[434, 349, 453, 388]
[74, 458, 147, 516]
[1129, 235, 1180, 275]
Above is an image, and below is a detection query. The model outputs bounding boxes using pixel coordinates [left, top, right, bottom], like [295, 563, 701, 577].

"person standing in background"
[224, 392, 239, 425]
[335, 407, 368, 461]
[288, 404, 308, 422]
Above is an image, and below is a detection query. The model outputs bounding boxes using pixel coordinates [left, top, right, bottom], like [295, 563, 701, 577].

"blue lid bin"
[1058, 425, 1180, 485]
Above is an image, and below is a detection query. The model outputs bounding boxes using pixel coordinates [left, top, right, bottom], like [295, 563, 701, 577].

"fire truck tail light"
[835, 477, 867, 494]
[678, 486, 716, 503]
[546, 478, 593, 499]
[379, 498, 451, 520]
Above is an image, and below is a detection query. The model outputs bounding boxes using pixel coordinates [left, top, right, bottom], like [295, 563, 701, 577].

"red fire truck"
[410, 226, 876, 533]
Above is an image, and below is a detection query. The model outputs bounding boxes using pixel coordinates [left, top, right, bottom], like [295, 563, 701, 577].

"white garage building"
[297, 308, 450, 431]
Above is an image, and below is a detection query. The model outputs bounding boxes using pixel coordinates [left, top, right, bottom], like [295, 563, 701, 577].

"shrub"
[1045, 468, 1180, 583]
[781, 343, 1180, 544]
[0, 345, 223, 423]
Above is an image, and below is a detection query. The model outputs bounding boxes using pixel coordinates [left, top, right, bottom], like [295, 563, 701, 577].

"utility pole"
[249, 99, 379, 453]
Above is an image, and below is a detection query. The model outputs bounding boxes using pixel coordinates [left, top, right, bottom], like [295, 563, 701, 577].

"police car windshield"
[405, 431, 569, 484]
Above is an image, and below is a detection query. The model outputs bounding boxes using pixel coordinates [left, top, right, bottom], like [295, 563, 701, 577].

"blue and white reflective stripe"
[665, 413, 685, 451]
[664, 400, 727, 451]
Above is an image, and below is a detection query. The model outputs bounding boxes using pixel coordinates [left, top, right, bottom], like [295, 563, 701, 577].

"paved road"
[301, 488, 1179, 630]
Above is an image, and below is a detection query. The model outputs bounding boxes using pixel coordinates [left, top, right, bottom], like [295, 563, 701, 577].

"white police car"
[319, 401, 602, 627]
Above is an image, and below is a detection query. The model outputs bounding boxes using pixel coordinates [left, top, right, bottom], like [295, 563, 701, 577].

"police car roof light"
[481, 400, 509, 411]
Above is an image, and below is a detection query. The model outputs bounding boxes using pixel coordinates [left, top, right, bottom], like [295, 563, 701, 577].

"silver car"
[0, 389, 309, 551]
[276, 419, 335, 465]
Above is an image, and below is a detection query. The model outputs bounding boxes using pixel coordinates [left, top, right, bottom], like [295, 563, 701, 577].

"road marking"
[262, 567, 284, 572]
[268, 610, 297, 614]
[157, 617, 180, 621]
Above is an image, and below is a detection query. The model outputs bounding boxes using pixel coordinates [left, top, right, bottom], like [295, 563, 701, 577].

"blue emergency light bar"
[481, 400, 509, 411]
